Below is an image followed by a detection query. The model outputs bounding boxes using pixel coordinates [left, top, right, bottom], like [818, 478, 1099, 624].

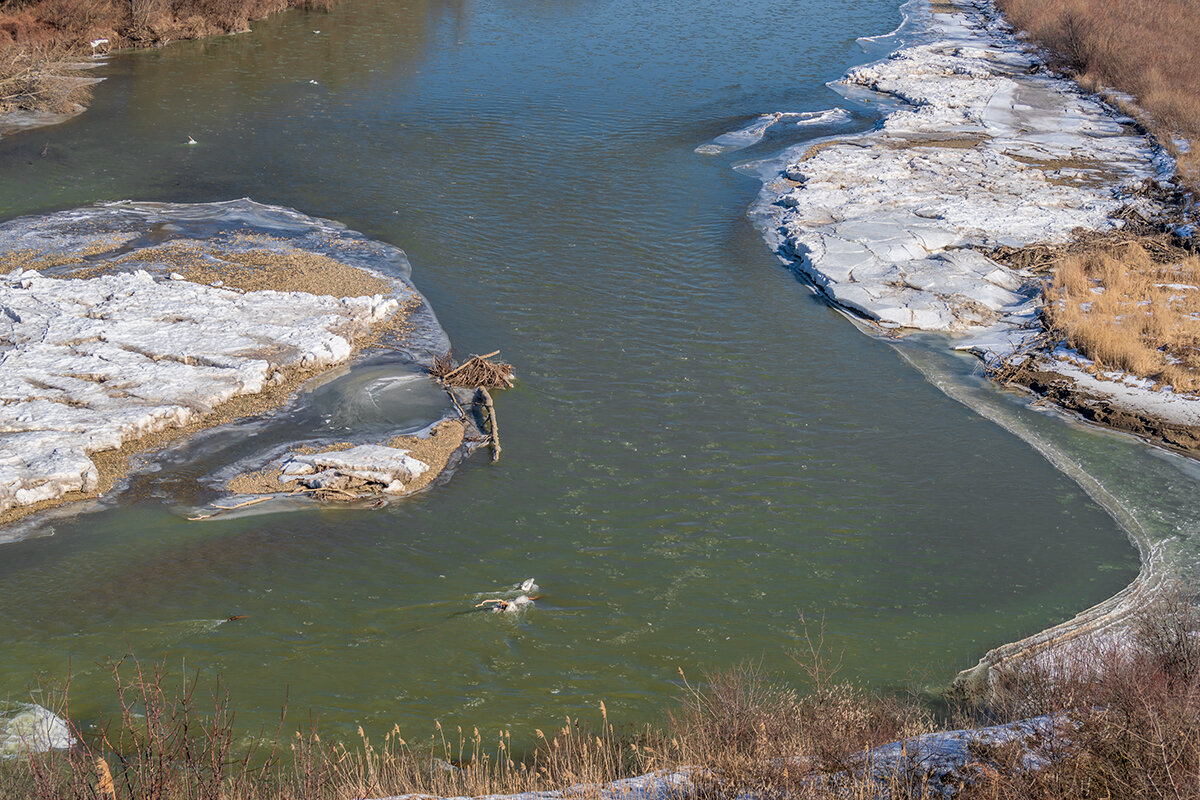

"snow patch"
[0, 211, 402, 517]
[280, 445, 429, 493]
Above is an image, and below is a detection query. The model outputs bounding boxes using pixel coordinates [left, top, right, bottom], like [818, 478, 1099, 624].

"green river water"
[0, 0, 1189, 743]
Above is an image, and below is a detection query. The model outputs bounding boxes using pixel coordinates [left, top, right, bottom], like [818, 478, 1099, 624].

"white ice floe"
[754, 0, 1164, 335]
[280, 444, 429, 494]
[0, 704, 74, 757]
[0, 257, 397, 516]
[696, 109, 853, 155]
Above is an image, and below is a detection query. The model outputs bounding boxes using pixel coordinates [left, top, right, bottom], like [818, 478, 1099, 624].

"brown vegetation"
[0, 41, 91, 114]
[6, 596, 1200, 799]
[1043, 240, 1200, 392]
[996, 0, 1200, 188]
[0, 0, 336, 114]
[961, 587, 1200, 799]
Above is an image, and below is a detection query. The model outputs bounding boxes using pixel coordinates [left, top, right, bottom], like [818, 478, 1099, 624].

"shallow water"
[0, 0, 1150, 740]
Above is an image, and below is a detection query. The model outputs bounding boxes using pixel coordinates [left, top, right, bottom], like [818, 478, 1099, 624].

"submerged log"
[478, 387, 501, 462]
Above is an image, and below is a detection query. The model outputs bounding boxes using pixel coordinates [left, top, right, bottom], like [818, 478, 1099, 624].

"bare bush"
[0, 42, 92, 114]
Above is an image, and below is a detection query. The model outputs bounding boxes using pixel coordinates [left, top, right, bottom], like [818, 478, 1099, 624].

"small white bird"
[308, 79, 319, 85]
[520, 577, 537, 592]
[186, 136, 197, 145]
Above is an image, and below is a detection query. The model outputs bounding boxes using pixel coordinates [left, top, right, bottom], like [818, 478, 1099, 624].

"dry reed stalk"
[95, 757, 115, 800]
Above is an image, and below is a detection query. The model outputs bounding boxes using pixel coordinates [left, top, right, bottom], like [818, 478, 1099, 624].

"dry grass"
[8, 599, 1200, 799]
[958, 585, 1200, 800]
[0, 653, 662, 800]
[1043, 240, 1200, 391]
[996, 0, 1200, 187]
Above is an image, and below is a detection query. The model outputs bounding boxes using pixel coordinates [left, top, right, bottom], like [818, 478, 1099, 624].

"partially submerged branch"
[430, 351, 513, 464]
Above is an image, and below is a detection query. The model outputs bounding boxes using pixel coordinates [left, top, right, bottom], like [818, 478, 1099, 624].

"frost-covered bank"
[0, 200, 472, 528]
[743, 0, 1200, 689]
[750, 0, 1200, 441]
[755, 0, 1166, 332]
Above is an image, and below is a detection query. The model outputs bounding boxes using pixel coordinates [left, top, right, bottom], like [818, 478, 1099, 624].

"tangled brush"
[430, 350, 515, 389]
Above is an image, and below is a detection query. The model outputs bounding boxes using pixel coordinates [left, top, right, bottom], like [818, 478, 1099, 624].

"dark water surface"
[0, 0, 1138, 739]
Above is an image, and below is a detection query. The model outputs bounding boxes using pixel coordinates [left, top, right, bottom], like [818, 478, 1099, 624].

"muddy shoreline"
[1008, 366, 1200, 455]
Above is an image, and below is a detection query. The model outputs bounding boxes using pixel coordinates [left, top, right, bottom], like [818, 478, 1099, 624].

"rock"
[0, 704, 74, 757]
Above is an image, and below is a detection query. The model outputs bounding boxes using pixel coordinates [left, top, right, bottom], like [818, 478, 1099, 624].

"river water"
[0, 0, 1153, 741]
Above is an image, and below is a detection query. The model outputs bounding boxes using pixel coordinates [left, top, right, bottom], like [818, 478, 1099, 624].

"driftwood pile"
[982, 200, 1196, 275]
[431, 350, 513, 462]
[430, 350, 515, 389]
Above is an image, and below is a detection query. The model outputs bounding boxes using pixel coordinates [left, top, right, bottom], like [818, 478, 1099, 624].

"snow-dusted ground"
[0, 200, 442, 520]
[754, 0, 1165, 333]
[281, 444, 431, 494]
[747, 0, 1200, 433]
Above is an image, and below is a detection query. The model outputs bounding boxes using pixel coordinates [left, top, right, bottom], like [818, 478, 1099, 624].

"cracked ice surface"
[0, 201, 413, 516]
[754, 0, 1166, 334]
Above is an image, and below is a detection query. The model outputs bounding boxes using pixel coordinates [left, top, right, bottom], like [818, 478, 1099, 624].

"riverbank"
[0, 199, 473, 531]
[7, 593, 1200, 799]
[753, 0, 1200, 454]
[746, 0, 1200, 688]
[0, 0, 335, 132]
[994, 0, 1200, 192]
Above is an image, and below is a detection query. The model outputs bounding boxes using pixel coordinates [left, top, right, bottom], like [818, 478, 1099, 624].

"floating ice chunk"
[281, 460, 315, 477]
[0, 704, 74, 757]
[697, 109, 853, 155]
